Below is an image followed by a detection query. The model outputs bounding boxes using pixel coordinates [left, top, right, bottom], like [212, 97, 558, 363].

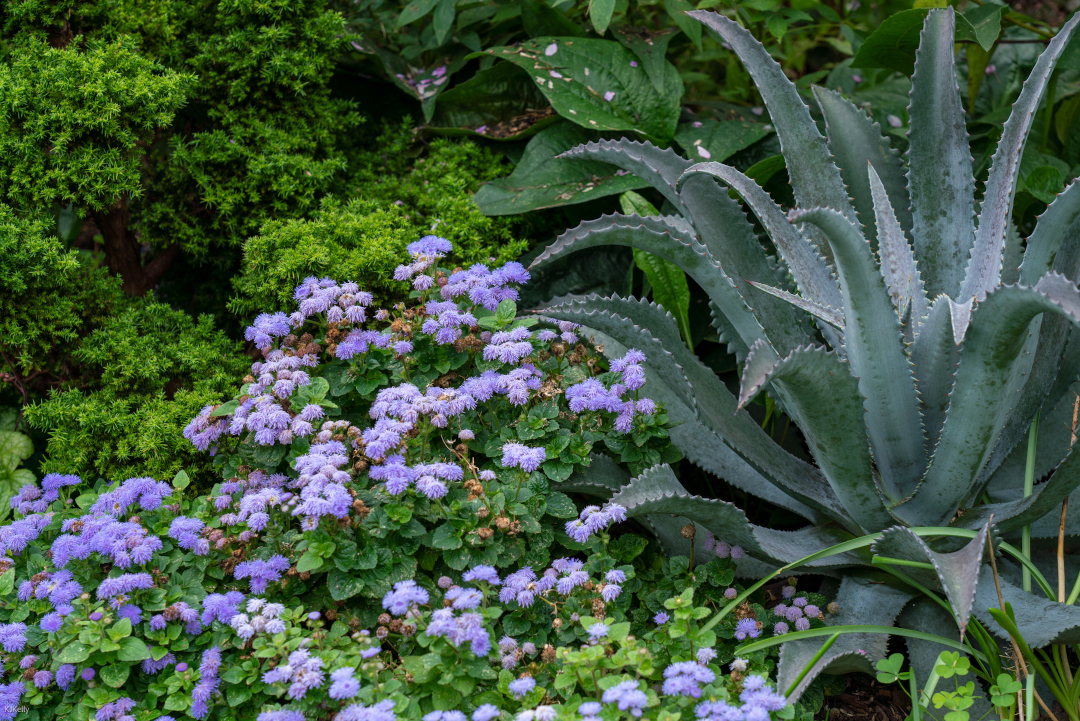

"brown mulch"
[816, 674, 912, 721]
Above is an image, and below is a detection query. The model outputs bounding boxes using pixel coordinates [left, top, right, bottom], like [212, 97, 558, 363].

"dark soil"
[816, 673, 912, 721]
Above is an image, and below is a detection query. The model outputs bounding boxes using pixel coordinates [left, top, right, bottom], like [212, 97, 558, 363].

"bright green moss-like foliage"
[25, 301, 249, 482]
[138, 0, 359, 258]
[230, 126, 535, 316]
[228, 198, 411, 315]
[0, 37, 193, 213]
[0, 205, 119, 378]
[341, 125, 532, 267]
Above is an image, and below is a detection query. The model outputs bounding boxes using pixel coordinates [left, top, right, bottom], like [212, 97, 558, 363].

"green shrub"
[340, 122, 534, 266]
[0, 205, 119, 379]
[230, 124, 539, 317]
[25, 300, 248, 483]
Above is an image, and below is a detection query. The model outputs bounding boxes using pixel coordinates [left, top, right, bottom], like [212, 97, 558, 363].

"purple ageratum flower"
[508, 676, 536, 699]
[500, 443, 546, 473]
[56, 664, 76, 690]
[662, 661, 716, 698]
[328, 668, 361, 699]
[425, 608, 491, 657]
[81, 668, 96, 681]
[602, 680, 648, 717]
[40, 612, 63, 633]
[338, 700, 397, 721]
[0, 623, 27, 653]
[773, 621, 790, 635]
[586, 623, 608, 641]
[463, 565, 500, 585]
[697, 647, 718, 665]
[141, 650, 176, 675]
[234, 556, 289, 594]
[96, 573, 154, 602]
[407, 235, 452, 258]
[654, 611, 669, 625]
[601, 583, 622, 602]
[472, 705, 500, 721]
[735, 618, 760, 640]
[118, 604, 142, 624]
[201, 591, 246, 625]
[795, 617, 811, 631]
[89, 612, 103, 621]
[382, 580, 430, 615]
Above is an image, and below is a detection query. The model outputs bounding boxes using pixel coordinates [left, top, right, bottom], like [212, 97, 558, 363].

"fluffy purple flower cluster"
[601, 680, 648, 717]
[150, 601, 202, 635]
[53, 511, 162, 570]
[564, 503, 627, 543]
[695, 675, 787, 721]
[229, 598, 287, 640]
[0, 513, 50, 555]
[0, 623, 26, 653]
[192, 647, 222, 718]
[19, 568, 81, 616]
[459, 367, 542, 407]
[328, 667, 361, 700]
[168, 516, 208, 555]
[662, 661, 716, 698]
[565, 349, 656, 432]
[10, 473, 79, 514]
[735, 618, 761, 641]
[234, 556, 290, 594]
[426, 608, 491, 656]
[369, 456, 462, 499]
[96, 573, 154, 608]
[141, 648, 177, 675]
[499, 443, 546, 473]
[262, 646, 326, 700]
[336, 699, 397, 721]
[202, 591, 246, 626]
[382, 580, 430, 615]
[395, 235, 452, 283]
[95, 697, 136, 721]
[440, 261, 529, 310]
[482, 326, 533, 364]
[289, 440, 353, 526]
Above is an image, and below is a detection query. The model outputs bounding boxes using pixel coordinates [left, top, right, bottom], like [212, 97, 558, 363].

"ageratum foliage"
[530, 6, 1080, 701]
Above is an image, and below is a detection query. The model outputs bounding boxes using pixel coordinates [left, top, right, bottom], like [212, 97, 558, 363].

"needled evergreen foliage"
[24, 300, 248, 483]
[230, 124, 538, 316]
[0, 205, 118, 382]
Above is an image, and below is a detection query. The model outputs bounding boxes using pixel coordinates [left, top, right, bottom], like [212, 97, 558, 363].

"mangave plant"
[532, 6, 1080, 701]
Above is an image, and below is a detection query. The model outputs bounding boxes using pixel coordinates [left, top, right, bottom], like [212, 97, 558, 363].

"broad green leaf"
[0, 570, 12, 597]
[296, 550, 323, 574]
[474, 123, 647, 215]
[611, 26, 679, 93]
[960, 3, 1004, 52]
[482, 37, 682, 141]
[428, 62, 555, 140]
[974, 566, 1080, 647]
[663, 0, 701, 49]
[906, 7, 976, 301]
[619, 191, 692, 350]
[56, 642, 91, 664]
[172, 470, 190, 490]
[209, 400, 239, 417]
[521, 0, 585, 38]
[673, 119, 771, 164]
[1021, 166, 1064, 204]
[0, 430, 32, 470]
[589, 0, 616, 35]
[228, 686, 252, 707]
[395, 0, 441, 28]
[100, 664, 130, 688]
[117, 636, 151, 662]
[432, 0, 456, 47]
[431, 523, 462, 550]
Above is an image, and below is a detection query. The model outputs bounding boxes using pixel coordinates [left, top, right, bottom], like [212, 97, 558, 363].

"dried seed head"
[681, 523, 696, 540]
